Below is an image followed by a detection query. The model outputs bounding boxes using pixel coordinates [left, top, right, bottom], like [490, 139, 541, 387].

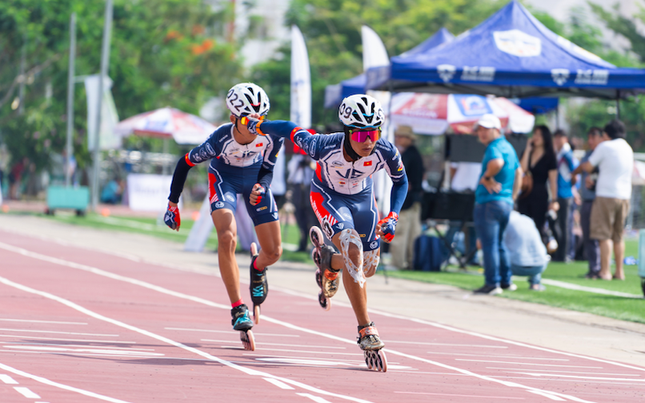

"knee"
[347, 244, 362, 267]
[218, 231, 237, 252]
[264, 244, 282, 264]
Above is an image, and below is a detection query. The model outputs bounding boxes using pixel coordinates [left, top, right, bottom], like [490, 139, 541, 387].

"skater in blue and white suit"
[244, 94, 407, 357]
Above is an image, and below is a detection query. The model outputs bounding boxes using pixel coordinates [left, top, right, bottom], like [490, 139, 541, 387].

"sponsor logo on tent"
[551, 69, 570, 86]
[493, 30, 542, 57]
[461, 66, 496, 82]
[437, 64, 456, 82]
[454, 95, 492, 117]
[574, 69, 609, 85]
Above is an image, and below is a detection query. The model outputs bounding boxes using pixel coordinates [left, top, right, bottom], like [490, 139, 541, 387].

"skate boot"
[310, 226, 340, 311]
[231, 304, 255, 351]
[249, 242, 266, 324]
[358, 322, 387, 372]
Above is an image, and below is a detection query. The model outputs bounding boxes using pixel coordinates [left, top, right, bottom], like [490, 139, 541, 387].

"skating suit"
[257, 121, 408, 250]
[185, 123, 284, 226]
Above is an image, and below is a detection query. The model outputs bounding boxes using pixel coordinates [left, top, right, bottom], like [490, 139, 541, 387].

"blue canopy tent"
[366, 0, 645, 100]
[515, 97, 559, 114]
[324, 28, 455, 108]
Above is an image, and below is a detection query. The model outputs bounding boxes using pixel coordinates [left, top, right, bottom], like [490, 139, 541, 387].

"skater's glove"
[164, 203, 181, 231]
[377, 212, 398, 243]
[241, 115, 265, 136]
[250, 184, 266, 206]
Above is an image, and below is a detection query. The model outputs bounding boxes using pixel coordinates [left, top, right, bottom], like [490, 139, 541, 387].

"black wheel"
[315, 269, 323, 288]
[240, 330, 256, 351]
[318, 291, 331, 311]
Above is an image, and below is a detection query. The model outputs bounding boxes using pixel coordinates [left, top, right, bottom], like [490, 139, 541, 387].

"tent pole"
[616, 92, 621, 120]
[65, 13, 76, 188]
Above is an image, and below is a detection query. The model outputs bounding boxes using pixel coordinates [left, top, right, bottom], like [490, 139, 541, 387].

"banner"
[361, 26, 390, 71]
[126, 174, 173, 212]
[291, 26, 311, 129]
[85, 75, 120, 151]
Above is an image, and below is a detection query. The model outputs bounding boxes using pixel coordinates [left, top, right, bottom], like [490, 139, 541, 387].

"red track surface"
[0, 230, 643, 403]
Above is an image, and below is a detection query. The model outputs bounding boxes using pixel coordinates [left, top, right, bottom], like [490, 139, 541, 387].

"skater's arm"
[247, 120, 329, 159]
[168, 154, 194, 204]
[389, 176, 408, 215]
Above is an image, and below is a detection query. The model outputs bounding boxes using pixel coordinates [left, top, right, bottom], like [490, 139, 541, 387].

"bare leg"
[613, 239, 625, 280]
[332, 230, 370, 326]
[212, 209, 242, 303]
[254, 221, 282, 269]
[599, 239, 613, 280]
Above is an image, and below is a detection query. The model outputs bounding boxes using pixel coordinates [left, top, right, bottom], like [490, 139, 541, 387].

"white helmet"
[338, 94, 384, 129]
[226, 83, 270, 118]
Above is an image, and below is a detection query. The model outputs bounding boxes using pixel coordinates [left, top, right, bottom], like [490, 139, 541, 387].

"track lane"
[1, 231, 644, 403]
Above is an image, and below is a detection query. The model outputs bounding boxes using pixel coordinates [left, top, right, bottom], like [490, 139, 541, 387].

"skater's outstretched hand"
[164, 202, 181, 231]
[376, 212, 398, 243]
[241, 113, 264, 136]
[249, 184, 265, 206]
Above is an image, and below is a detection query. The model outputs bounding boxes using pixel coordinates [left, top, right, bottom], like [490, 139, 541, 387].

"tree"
[251, 0, 505, 127]
[0, 0, 242, 176]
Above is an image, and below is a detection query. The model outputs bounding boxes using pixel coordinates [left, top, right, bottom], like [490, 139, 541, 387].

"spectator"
[577, 127, 602, 278]
[8, 157, 28, 200]
[553, 130, 577, 262]
[503, 211, 550, 291]
[390, 126, 424, 270]
[573, 120, 633, 280]
[472, 114, 522, 295]
[287, 145, 316, 252]
[100, 178, 124, 204]
[518, 125, 559, 243]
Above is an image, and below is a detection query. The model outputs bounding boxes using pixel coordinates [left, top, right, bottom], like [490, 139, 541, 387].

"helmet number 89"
[340, 103, 352, 119]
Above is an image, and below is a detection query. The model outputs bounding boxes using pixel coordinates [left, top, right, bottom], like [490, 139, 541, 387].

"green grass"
[5, 210, 312, 263]
[383, 241, 645, 324]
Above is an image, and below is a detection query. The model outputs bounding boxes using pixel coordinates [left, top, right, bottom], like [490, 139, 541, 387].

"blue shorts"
[309, 180, 380, 251]
[208, 165, 279, 226]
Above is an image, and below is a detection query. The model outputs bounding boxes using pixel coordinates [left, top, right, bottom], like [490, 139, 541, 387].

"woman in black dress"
[518, 125, 559, 242]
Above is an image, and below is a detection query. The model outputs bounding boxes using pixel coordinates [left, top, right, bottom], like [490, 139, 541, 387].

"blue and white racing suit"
[179, 123, 284, 226]
[255, 121, 408, 251]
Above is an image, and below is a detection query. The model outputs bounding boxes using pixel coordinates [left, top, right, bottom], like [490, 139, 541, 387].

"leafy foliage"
[0, 0, 242, 173]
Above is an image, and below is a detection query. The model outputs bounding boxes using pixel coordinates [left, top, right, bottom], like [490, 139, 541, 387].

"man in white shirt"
[573, 120, 633, 280]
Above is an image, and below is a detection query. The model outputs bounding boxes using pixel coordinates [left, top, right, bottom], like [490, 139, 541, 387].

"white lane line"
[165, 328, 299, 337]
[201, 339, 346, 349]
[0, 374, 18, 384]
[0, 362, 130, 402]
[394, 391, 525, 400]
[264, 377, 295, 390]
[517, 372, 645, 382]
[540, 279, 643, 299]
[14, 386, 41, 399]
[4, 342, 155, 351]
[222, 346, 362, 356]
[426, 351, 569, 361]
[0, 335, 137, 344]
[3, 346, 165, 356]
[389, 340, 508, 348]
[0, 242, 603, 403]
[488, 367, 642, 376]
[297, 393, 332, 403]
[0, 319, 87, 325]
[0, 328, 118, 337]
[0, 276, 372, 403]
[455, 359, 602, 368]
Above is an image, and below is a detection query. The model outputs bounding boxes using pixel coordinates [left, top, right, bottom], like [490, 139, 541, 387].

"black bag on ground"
[413, 235, 444, 272]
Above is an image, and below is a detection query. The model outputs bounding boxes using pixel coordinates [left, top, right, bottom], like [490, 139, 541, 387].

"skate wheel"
[315, 269, 323, 288]
[318, 291, 331, 311]
[364, 350, 388, 372]
[240, 330, 256, 351]
[250, 242, 258, 257]
[309, 226, 323, 248]
[254, 304, 261, 325]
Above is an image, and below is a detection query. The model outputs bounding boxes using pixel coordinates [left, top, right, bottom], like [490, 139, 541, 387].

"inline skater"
[243, 94, 408, 372]
[164, 83, 284, 350]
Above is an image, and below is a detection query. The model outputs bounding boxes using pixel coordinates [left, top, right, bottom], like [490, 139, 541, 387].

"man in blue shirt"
[473, 114, 522, 295]
[553, 130, 577, 262]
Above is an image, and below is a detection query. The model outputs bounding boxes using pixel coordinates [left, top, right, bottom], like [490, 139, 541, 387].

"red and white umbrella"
[390, 93, 534, 135]
[115, 107, 217, 145]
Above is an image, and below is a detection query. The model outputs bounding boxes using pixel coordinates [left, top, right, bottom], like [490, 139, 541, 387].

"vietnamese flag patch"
[256, 142, 264, 147]
[363, 160, 373, 167]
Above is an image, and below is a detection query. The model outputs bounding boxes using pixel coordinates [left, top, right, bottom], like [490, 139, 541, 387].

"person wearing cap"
[473, 114, 522, 295]
[390, 125, 424, 270]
